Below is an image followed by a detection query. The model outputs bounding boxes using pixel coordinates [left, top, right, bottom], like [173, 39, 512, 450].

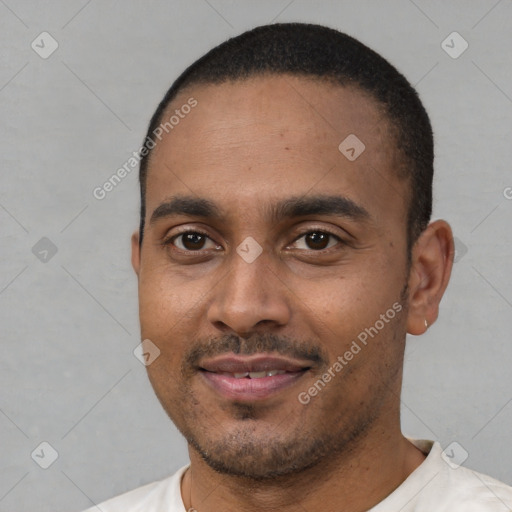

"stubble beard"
[168, 357, 401, 481]
[154, 283, 410, 481]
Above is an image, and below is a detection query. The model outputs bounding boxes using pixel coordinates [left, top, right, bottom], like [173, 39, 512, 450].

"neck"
[181, 428, 426, 512]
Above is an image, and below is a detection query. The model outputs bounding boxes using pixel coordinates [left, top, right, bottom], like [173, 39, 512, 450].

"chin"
[182, 415, 355, 480]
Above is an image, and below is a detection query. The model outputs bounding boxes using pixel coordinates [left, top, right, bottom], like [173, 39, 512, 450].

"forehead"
[145, 75, 407, 226]
[162, 74, 389, 155]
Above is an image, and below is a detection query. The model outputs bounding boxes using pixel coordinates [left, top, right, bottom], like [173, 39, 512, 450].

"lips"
[223, 369, 287, 379]
[198, 354, 312, 401]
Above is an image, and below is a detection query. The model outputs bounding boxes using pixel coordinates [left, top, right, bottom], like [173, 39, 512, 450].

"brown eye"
[305, 232, 330, 250]
[169, 231, 219, 252]
[181, 232, 206, 250]
[290, 231, 341, 251]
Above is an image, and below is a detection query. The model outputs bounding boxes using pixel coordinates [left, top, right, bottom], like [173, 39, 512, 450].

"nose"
[206, 247, 291, 337]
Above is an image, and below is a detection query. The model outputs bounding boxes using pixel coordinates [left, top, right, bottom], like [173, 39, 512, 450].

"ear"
[406, 220, 454, 335]
[131, 230, 141, 277]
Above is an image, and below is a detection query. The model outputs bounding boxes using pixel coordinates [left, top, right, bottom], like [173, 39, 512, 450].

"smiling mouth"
[212, 369, 288, 378]
[198, 354, 312, 401]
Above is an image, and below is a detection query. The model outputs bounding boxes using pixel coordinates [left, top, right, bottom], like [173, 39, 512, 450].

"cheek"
[137, 284, 189, 383]
[138, 268, 192, 331]
[299, 272, 405, 357]
[304, 283, 406, 410]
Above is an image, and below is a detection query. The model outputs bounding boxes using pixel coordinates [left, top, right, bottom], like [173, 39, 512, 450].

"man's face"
[133, 75, 412, 478]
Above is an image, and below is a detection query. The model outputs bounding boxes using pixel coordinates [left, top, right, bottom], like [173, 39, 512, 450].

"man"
[85, 23, 512, 511]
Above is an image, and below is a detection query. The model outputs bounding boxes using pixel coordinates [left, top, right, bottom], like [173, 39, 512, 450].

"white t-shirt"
[83, 439, 512, 511]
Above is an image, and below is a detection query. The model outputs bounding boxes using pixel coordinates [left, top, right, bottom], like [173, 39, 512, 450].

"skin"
[131, 75, 454, 512]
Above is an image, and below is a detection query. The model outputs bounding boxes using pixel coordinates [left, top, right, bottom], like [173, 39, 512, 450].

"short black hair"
[138, 22, 433, 252]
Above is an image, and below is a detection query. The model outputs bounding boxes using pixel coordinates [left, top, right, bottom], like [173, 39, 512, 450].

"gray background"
[1, 1, 511, 511]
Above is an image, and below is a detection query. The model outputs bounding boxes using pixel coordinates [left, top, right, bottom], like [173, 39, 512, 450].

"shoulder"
[413, 440, 512, 511]
[439, 465, 512, 511]
[372, 440, 512, 512]
[81, 465, 188, 512]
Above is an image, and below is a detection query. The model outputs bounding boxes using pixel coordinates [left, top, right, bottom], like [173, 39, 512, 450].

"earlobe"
[131, 231, 141, 276]
[406, 220, 454, 336]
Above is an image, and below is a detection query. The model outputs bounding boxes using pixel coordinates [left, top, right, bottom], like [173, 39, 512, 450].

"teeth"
[248, 371, 267, 379]
[266, 369, 286, 377]
[222, 370, 287, 378]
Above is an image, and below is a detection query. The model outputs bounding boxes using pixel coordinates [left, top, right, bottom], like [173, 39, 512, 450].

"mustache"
[183, 333, 329, 370]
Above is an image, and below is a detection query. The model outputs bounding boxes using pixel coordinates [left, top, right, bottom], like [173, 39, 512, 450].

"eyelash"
[163, 229, 220, 253]
[162, 228, 344, 254]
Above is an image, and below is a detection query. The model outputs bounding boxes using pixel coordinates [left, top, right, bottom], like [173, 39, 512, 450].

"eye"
[166, 230, 221, 252]
[290, 230, 342, 251]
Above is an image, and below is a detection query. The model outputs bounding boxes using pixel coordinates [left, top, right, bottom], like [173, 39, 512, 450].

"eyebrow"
[150, 196, 223, 224]
[269, 194, 370, 223]
[149, 194, 370, 225]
